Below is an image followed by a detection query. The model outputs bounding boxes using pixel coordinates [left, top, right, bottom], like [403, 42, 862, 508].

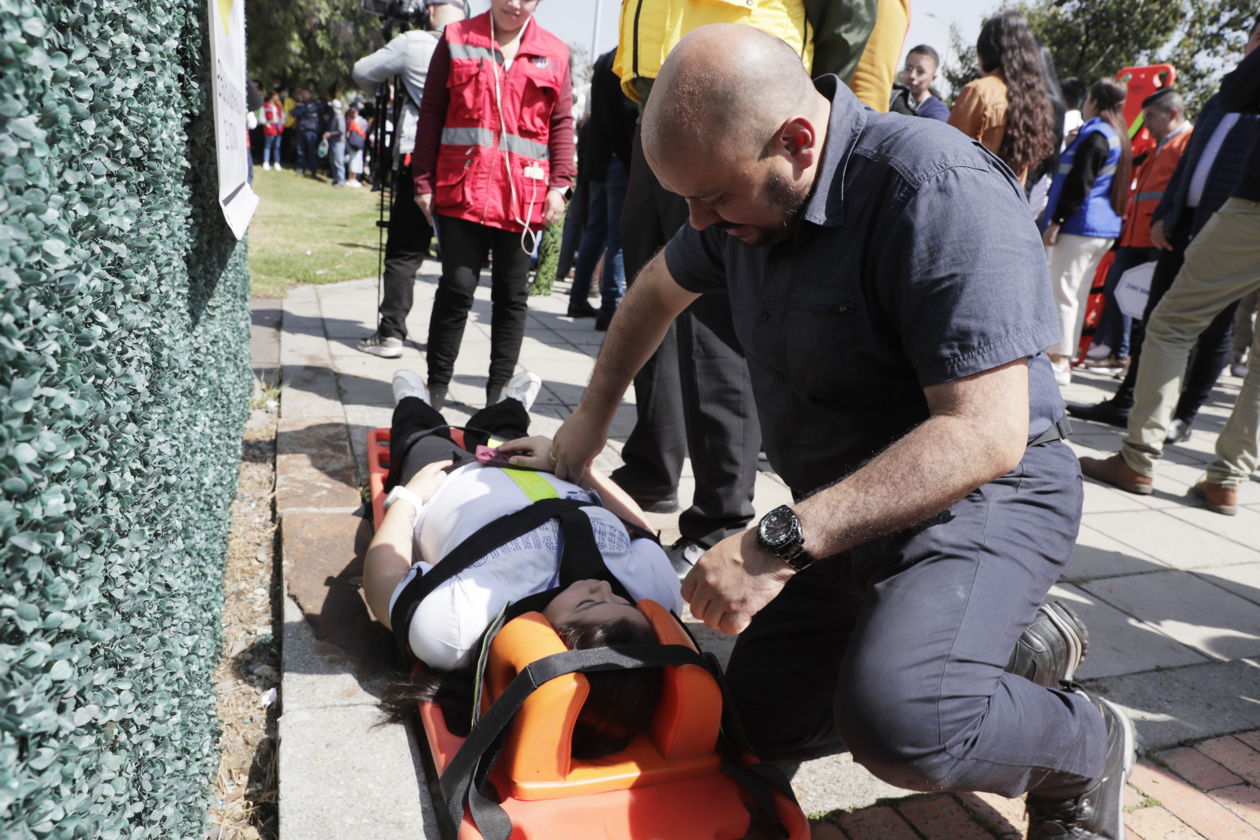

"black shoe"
[1067, 398, 1131, 428]
[1026, 692, 1136, 840]
[1165, 418, 1192, 444]
[594, 315, 612, 332]
[567, 301, 599, 318]
[665, 538, 706, 580]
[609, 470, 680, 513]
[1006, 601, 1089, 687]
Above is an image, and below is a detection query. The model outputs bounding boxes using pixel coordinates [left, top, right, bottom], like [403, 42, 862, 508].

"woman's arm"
[412, 36, 453, 196]
[946, 83, 986, 141]
[547, 61, 576, 191]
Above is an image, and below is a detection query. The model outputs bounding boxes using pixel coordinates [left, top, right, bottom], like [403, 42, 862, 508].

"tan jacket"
[948, 70, 1025, 181]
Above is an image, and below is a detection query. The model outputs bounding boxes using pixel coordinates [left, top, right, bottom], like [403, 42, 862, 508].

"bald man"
[552, 24, 1136, 840]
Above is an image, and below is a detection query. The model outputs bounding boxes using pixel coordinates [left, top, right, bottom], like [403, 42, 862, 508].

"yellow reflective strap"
[502, 467, 558, 502]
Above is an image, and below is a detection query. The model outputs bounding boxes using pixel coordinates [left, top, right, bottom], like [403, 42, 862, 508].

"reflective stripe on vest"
[448, 42, 501, 62]
[440, 127, 550, 161]
[1135, 191, 1163, 203]
[1043, 117, 1123, 239]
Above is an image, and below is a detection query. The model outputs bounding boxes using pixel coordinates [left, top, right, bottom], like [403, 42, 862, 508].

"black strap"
[557, 509, 636, 603]
[1030, 416, 1072, 447]
[390, 498, 591, 658]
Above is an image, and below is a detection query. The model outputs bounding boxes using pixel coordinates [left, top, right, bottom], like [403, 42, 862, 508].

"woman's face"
[490, 0, 539, 35]
[543, 579, 651, 632]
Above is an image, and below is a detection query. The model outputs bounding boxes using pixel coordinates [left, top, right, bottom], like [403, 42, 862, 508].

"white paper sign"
[208, 0, 259, 240]
[1115, 261, 1157, 320]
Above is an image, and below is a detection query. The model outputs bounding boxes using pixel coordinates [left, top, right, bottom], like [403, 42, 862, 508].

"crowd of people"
[247, 84, 374, 188]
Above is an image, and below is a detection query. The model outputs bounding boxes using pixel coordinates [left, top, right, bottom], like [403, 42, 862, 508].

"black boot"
[1006, 600, 1089, 687]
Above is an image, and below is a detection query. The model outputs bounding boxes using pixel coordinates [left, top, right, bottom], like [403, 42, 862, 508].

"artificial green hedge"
[0, 0, 252, 835]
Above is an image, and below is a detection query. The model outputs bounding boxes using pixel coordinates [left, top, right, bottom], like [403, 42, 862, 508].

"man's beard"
[716, 171, 810, 246]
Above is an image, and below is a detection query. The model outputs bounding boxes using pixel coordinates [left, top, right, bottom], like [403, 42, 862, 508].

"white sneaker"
[347, 180, 361, 188]
[500, 371, 542, 411]
[263, 162, 271, 171]
[1233, 362, 1249, 378]
[392, 370, 429, 406]
[357, 333, 404, 358]
[1052, 358, 1071, 386]
[274, 162, 282, 171]
[1086, 342, 1111, 360]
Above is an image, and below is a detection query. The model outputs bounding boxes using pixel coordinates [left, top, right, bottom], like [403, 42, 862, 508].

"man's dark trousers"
[377, 167, 436, 341]
[617, 127, 761, 547]
[297, 130, 320, 176]
[725, 441, 1106, 797]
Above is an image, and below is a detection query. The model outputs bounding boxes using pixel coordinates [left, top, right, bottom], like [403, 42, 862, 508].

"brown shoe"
[1080, 454, 1154, 495]
[1192, 480, 1238, 516]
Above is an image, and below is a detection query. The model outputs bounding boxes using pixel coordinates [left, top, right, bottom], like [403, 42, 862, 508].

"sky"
[469, 0, 999, 96]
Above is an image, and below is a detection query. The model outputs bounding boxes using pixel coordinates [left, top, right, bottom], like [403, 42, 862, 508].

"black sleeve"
[1219, 46, 1260, 114]
[1051, 132, 1111, 226]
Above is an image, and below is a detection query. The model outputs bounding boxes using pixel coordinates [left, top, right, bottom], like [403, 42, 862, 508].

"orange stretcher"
[368, 428, 811, 840]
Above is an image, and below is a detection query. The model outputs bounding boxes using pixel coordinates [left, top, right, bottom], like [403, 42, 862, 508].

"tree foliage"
[1163, 0, 1257, 116]
[245, 0, 386, 94]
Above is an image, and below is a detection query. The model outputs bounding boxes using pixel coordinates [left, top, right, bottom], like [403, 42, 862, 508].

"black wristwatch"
[756, 505, 814, 571]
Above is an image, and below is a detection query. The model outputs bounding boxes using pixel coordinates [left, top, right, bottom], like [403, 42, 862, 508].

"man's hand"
[681, 530, 795, 635]
[1151, 218, 1170, 250]
[495, 436, 556, 472]
[415, 192, 434, 226]
[1042, 222, 1060, 247]
[542, 189, 566, 225]
[549, 404, 609, 484]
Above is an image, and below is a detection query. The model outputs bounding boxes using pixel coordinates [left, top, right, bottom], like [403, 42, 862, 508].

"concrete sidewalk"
[261, 268, 1260, 839]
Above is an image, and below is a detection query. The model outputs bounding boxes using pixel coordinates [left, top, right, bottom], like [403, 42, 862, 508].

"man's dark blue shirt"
[664, 76, 1064, 495]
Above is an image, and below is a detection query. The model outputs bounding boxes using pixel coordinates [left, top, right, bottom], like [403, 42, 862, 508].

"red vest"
[1119, 127, 1192, 249]
[435, 14, 569, 232]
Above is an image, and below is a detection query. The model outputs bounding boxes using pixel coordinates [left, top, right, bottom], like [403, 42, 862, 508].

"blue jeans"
[263, 134, 281, 165]
[329, 139, 345, 184]
[297, 130, 319, 175]
[569, 156, 629, 316]
[1096, 245, 1159, 359]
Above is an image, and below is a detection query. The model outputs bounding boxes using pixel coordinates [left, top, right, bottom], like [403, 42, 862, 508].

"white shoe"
[1233, 362, 1250, 378]
[392, 370, 429, 406]
[347, 180, 361, 188]
[274, 163, 282, 171]
[1052, 358, 1071, 386]
[1085, 342, 1111, 360]
[263, 162, 271, 171]
[500, 371, 542, 412]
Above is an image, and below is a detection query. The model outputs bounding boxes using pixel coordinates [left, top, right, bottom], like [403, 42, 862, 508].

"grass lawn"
[248, 167, 387, 298]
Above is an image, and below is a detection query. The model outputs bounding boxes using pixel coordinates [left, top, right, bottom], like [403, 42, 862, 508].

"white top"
[1187, 113, 1240, 208]
[389, 464, 684, 670]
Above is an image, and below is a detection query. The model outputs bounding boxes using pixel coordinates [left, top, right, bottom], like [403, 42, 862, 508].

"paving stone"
[251, 299, 282, 381]
[1063, 524, 1168, 580]
[1085, 659, 1260, 749]
[955, 792, 1027, 840]
[1081, 510, 1260, 570]
[1125, 804, 1203, 840]
[810, 822, 846, 840]
[1129, 760, 1260, 840]
[1050, 584, 1208, 678]
[278, 703, 439, 840]
[1162, 747, 1244, 791]
[1211, 786, 1260, 831]
[836, 806, 919, 840]
[280, 595, 384, 712]
[276, 418, 362, 514]
[1198, 737, 1260, 787]
[898, 795, 993, 840]
[1239, 732, 1260, 752]
[1081, 572, 1260, 662]
[774, 748, 915, 816]
[1196, 566, 1260, 609]
[1163, 506, 1260, 551]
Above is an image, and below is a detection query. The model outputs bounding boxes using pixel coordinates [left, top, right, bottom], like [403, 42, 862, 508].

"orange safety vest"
[1119, 127, 1193, 248]
[435, 14, 569, 233]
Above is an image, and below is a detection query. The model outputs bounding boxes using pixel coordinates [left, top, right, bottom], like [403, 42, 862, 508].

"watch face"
[760, 509, 795, 546]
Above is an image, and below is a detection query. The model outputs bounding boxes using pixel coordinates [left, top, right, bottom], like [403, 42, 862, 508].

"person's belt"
[1029, 416, 1072, 447]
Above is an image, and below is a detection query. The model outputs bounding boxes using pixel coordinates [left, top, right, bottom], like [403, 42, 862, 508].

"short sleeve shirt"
[664, 76, 1064, 495]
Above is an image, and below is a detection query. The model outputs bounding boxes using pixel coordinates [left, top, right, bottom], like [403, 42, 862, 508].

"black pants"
[614, 127, 760, 547]
[297, 129, 319, 176]
[1115, 216, 1239, 421]
[386, 397, 530, 490]
[426, 214, 533, 407]
[726, 442, 1105, 799]
[377, 169, 435, 341]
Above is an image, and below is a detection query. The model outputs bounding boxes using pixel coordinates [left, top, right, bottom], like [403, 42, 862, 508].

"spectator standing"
[947, 10, 1056, 186]
[891, 45, 950, 121]
[1087, 89, 1193, 369]
[1081, 27, 1260, 516]
[292, 90, 321, 177]
[325, 99, 347, 187]
[567, 48, 637, 326]
[1041, 77, 1132, 386]
[262, 91, 284, 171]
[1069, 19, 1260, 435]
[346, 105, 367, 187]
[1025, 46, 1067, 220]
[412, 0, 576, 409]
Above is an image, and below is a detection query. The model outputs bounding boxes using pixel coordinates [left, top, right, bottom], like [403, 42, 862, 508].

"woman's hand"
[542, 189, 566, 225]
[1064, 127, 1080, 147]
[1042, 222, 1060, 247]
[496, 436, 557, 472]
[415, 192, 434, 226]
[405, 460, 453, 503]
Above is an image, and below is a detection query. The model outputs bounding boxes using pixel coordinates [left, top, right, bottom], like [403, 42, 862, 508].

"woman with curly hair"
[948, 10, 1057, 186]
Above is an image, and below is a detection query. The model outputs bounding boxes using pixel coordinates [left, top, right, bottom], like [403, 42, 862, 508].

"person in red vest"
[1086, 88, 1193, 372]
[412, 0, 576, 410]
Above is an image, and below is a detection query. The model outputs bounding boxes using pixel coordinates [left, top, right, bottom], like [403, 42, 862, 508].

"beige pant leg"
[1046, 234, 1113, 358]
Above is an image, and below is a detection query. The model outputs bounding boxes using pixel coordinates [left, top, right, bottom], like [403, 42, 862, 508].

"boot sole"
[1192, 486, 1238, 516]
[359, 346, 403, 358]
[1100, 697, 1138, 840]
[1040, 601, 1089, 683]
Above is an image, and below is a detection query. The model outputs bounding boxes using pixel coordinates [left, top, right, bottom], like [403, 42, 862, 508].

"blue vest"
[1043, 117, 1123, 239]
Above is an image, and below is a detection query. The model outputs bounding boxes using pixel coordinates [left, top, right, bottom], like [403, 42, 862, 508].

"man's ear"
[779, 116, 818, 172]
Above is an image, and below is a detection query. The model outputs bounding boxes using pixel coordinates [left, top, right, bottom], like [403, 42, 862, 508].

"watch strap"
[384, 485, 426, 518]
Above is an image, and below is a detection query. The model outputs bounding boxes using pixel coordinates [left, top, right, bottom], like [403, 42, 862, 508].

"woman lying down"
[362, 371, 683, 760]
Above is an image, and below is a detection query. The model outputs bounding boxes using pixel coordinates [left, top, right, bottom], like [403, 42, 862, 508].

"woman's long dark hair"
[1088, 77, 1133, 216]
[976, 10, 1056, 177]
[382, 615, 664, 760]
